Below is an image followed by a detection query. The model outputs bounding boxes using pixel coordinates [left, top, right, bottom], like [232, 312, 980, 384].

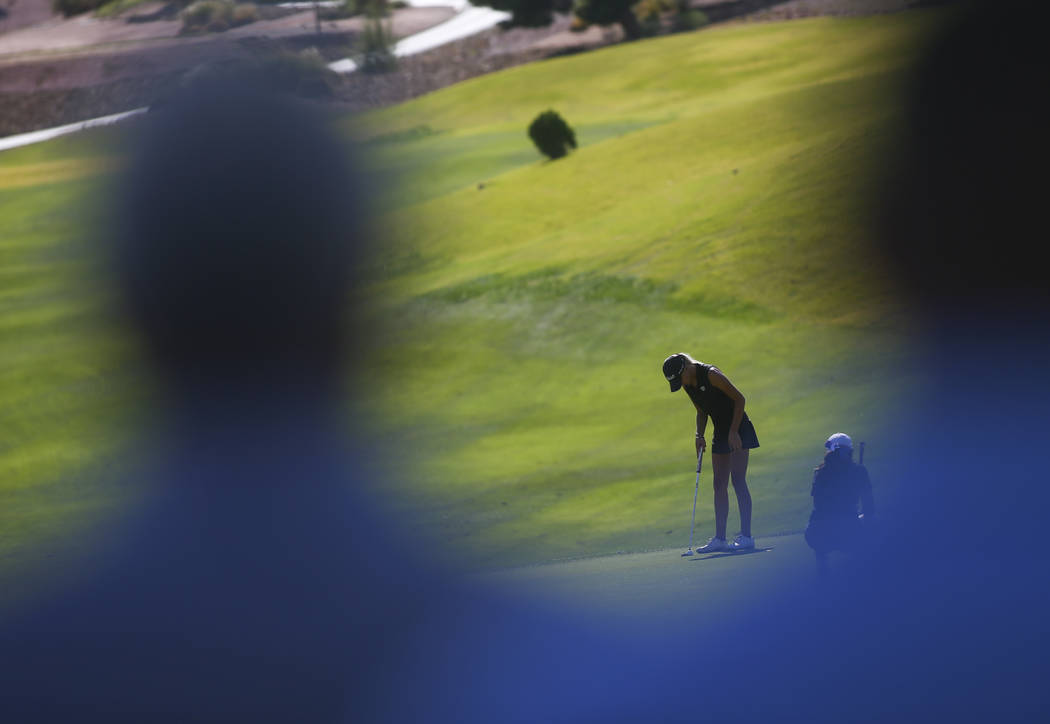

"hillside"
[0, 10, 945, 591]
[345, 11, 941, 567]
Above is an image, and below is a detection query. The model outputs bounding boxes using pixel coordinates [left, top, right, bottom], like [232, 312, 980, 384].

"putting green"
[472, 533, 814, 631]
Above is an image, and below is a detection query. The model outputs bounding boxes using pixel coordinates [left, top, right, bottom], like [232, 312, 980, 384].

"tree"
[528, 110, 577, 160]
[575, 0, 643, 40]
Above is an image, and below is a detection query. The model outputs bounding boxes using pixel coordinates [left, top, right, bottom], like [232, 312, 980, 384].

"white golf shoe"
[730, 534, 755, 551]
[695, 536, 729, 553]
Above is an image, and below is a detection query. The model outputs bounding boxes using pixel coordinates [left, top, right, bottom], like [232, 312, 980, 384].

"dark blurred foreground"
[2, 3, 1049, 720]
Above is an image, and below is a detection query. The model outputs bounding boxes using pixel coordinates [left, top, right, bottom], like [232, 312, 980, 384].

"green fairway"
[0, 147, 155, 604]
[347, 12, 938, 568]
[0, 10, 942, 593]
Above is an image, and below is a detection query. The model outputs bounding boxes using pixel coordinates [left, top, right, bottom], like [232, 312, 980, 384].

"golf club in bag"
[681, 448, 704, 557]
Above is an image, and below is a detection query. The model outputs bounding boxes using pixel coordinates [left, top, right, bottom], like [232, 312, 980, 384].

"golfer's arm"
[695, 409, 708, 439]
[709, 368, 745, 433]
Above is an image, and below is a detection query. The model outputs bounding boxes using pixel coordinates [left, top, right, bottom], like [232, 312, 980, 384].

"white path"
[0, 107, 149, 153]
[326, 0, 507, 73]
[0, 0, 509, 153]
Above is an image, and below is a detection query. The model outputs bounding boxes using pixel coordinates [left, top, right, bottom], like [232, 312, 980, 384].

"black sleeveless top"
[684, 362, 739, 426]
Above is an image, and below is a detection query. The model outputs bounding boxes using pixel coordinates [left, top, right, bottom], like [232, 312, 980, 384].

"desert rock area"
[2, 0, 928, 138]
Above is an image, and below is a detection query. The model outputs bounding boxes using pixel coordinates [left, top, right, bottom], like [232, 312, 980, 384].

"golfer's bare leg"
[711, 452, 731, 540]
[730, 449, 752, 538]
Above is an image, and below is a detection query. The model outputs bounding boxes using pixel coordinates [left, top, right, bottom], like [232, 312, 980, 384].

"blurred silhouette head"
[878, 0, 1048, 321]
[112, 77, 365, 394]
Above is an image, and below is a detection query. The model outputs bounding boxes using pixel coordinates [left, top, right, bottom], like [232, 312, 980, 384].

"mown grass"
[0, 10, 943, 582]
[344, 11, 941, 567]
[0, 143, 154, 602]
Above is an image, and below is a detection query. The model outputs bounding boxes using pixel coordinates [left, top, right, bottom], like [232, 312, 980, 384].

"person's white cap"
[825, 432, 853, 451]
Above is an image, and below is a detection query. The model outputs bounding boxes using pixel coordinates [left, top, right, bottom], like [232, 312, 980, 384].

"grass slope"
[348, 12, 939, 568]
[0, 11, 943, 587]
[0, 150, 151, 602]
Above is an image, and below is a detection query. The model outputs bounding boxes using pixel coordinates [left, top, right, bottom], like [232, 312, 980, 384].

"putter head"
[681, 549, 694, 557]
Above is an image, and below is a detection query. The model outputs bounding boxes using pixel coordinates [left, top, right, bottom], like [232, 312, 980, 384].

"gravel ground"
[742, 0, 931, 21]
[0, 0, 939, 138]
[0, 6, 454, 136]
[331, 13, 623, 113]
[0, 0, 54, 35]
[325, 0, 933, 114]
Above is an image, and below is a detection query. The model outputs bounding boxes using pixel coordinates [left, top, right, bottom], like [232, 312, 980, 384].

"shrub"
[53, 0, 107, 16]
[488, 0, 556, 27]
[181, 0, 257, 33]
[357, 14, 397, 73]
[672, 8, 707, 32]
[361, 0, 389, 16]
[633, 0, 672, 22]
[574, 0, 643, 40]
[94, 0, 159, 19]
[181, 0, 232, 32]
[231, 2, 258, 25]
[640, 13, 660, 36]
[317, 0, 358, 20]
[528, 110, 577, 160]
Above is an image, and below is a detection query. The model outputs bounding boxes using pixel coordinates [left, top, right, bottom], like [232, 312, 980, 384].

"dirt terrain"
[0, 0, 463, 135]
[0, 0, 55, 35]
[1, 0, 931, 137]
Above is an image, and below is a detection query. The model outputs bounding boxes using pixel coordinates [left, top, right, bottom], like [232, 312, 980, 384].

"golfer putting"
[663, 353, 759, 553]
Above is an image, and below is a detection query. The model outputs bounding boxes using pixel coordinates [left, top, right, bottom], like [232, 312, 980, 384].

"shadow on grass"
[688, 546, 774, 561]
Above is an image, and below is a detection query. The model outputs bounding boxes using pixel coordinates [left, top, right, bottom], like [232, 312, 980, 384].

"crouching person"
[805, 433, 874, 576]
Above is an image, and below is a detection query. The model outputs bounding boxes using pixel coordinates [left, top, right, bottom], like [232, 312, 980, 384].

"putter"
[859, 441, 866, 464]
[681, 448, 704, 557]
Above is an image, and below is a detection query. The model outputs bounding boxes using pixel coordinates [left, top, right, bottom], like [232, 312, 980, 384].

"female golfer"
[662, 353, 759, 552]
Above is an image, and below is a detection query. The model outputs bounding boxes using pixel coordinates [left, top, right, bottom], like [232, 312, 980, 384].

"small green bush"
[231, 2, 258, 24]
[53, 0, 107, 16]
[569, 15, 589, 32]
[93, 0, 154, 18]
[317, 0, 358, 20]
[488, 0, 558, 28]
[574, 0, 643, 40]
[181, 0, 231, 32]
[633, 0, 672, 22]
[528, 110, 577, 160]
[357, 15, 398, 73]
[181, 0, 257, 34]
[672, 8, 708, 32]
